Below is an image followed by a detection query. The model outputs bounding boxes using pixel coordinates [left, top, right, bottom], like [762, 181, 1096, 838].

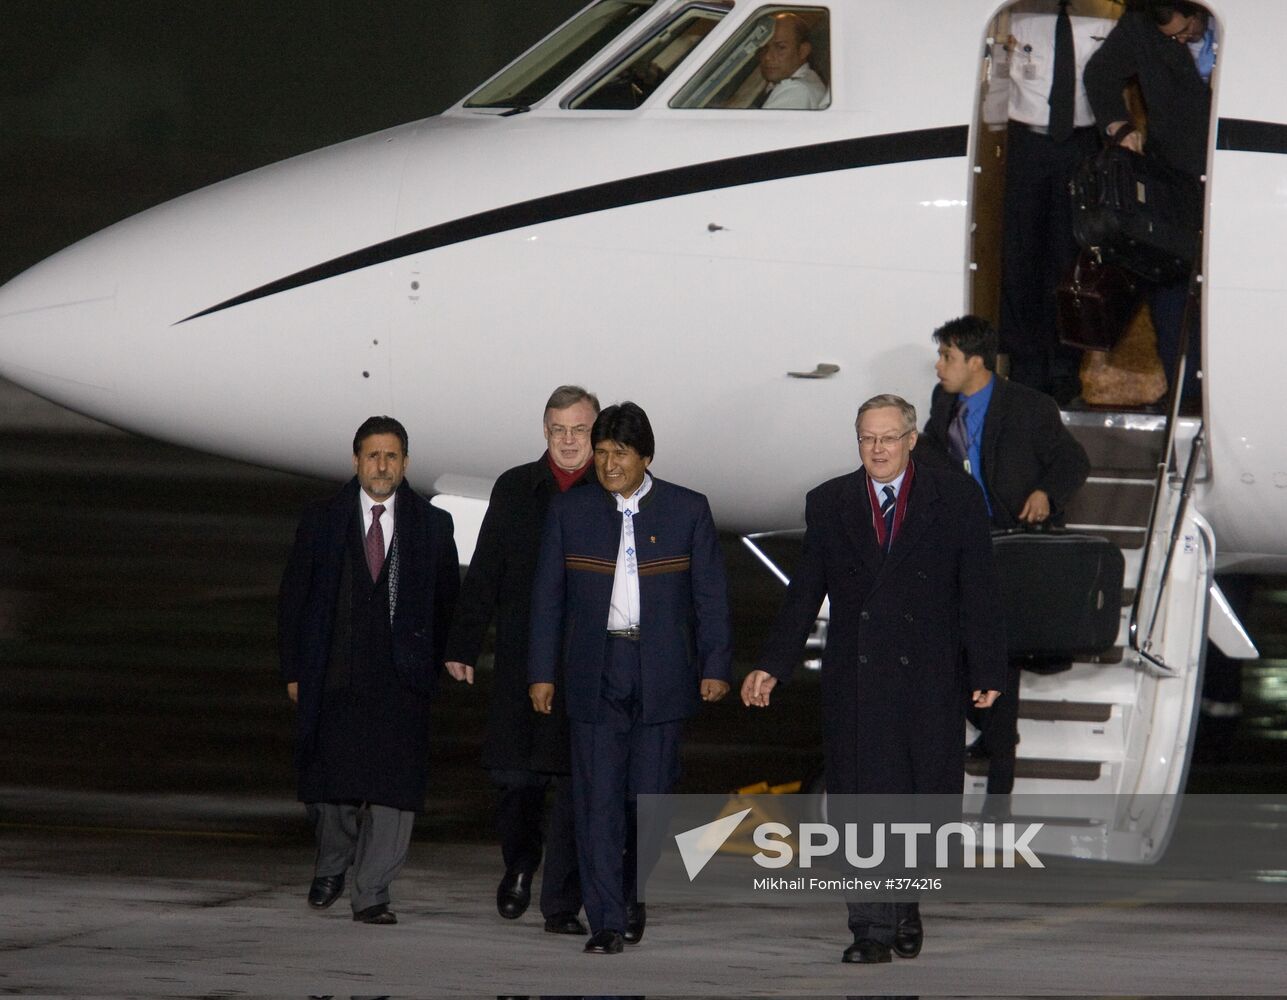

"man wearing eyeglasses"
[743, 393, 1006, 965]
[1085, 0, 1212, 170]
[1084, 0, 1214, 404]
[443, 385, 599, 937]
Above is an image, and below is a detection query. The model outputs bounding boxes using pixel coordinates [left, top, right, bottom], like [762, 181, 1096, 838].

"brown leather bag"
[1056, 249, 1141, 352]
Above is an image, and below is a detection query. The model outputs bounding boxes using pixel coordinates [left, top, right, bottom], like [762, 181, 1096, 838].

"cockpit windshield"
[465, 1, 659, 109]
[568, 4, 730, 110]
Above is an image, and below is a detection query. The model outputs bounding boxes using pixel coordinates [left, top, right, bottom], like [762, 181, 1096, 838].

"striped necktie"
[881, 485, 896, 552]
[365, 504, 386, 581]
[948, 400, 970, 471]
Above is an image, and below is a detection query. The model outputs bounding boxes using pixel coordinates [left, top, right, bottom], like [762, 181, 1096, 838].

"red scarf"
[547, 452, 591, 492]
[867, 459, 915, 551]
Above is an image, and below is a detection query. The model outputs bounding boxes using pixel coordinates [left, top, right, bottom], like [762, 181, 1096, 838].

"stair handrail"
[1127, 269, 1203, 674]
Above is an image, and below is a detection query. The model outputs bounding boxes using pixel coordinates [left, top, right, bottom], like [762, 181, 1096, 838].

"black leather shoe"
[842, 937, 892, 964]
[496, 871, 532, 919]
[544, 912, 588, 935]
[352, 903, 397, 924]
[893, 917, 923, 959]
[584, 929, 624, 954]
[307, 874, 345, 909]
[965, 733, 990, 761]
[623, 902, 646, 944]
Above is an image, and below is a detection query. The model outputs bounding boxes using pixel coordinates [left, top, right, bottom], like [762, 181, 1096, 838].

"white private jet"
[1, 0, 1282, 860]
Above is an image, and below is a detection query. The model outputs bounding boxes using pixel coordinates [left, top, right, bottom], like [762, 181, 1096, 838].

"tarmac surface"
[2, 404, 1287, 995]
[3, 809, 1287, 996]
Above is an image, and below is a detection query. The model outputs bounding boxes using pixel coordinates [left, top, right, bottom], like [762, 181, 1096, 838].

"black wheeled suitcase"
[1071, 145, 1202, 284]
[992, 530, 1125, 659]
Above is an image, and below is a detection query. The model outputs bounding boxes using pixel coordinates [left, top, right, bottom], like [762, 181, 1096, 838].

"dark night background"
[0, 0, 585, 287]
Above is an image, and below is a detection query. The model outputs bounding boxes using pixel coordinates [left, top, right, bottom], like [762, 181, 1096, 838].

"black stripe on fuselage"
[1216, 118, 1287, 155]
[177, 125, 968, 324]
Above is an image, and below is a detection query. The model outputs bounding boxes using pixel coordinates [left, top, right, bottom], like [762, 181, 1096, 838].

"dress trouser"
[569, 636, 681, 934]
[310, 801, 414, 912]
[840, 795, 921, 945]
[847, 899, 921, 946]
[1000, 122, 1101, 393]
[968, 661, 1023, 795]
[1147, 278, 1202, 404]
[491, 769, 583, 917]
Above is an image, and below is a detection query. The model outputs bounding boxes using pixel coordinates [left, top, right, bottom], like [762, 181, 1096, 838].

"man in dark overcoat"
[279, 415, 459, 924]
[743, 393, 1006, 964]
[917, 315, 1089, 793]
[443, 385, 599, 935]
[1084, 0, 1214, 403]
[528, 401, 732, 955]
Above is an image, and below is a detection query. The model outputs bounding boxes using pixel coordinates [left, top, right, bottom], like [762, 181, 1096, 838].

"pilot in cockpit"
[756, 12, 830, 109]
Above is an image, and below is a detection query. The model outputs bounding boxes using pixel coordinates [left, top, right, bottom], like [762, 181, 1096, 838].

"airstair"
[967, 406, 1214, 862]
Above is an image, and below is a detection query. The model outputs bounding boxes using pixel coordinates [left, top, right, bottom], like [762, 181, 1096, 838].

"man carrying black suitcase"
[916, 315, 1090, 793]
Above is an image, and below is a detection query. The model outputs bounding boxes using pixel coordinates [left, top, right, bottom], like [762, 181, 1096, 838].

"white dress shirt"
[876, 468, 908, 504]
[606, 474, 653, 630]
[359, 488, 395, 556]
[762, 63, 829, 110]
[1005, 10, 1116, 129]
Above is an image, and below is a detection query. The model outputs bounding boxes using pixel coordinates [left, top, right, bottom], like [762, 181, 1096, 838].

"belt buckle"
[608, 626, 641, 640]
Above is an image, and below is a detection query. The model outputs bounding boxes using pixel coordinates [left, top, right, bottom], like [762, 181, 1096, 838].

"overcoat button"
[858, 655, 868, 664]
[860, 611, 870, 620]
[899, 655, 909, 665]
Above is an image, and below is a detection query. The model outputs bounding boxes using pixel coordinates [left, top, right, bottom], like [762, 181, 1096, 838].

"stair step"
[1062, 410, 1165, 473]
[1062, 525, 1145, 550]
[966, 757, 1103, 781]
[1019, 699, 1113, 723]
[1015, 717, 1124, 761]
[1019, 659, 1139, 705]
[1065, 480, 1155, 529]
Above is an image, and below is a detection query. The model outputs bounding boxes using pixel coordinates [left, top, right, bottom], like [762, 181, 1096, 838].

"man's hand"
[1108, 120, 1143, 153]
[972, 689, 1001, 708]
[1018, 489, 1051, 524]
[445, 661, 475, 685]
[701, 679, 730, 702]
[286, 681, 298, 704]
[529, 682, 555, 714]
[741, 669, 778, 708]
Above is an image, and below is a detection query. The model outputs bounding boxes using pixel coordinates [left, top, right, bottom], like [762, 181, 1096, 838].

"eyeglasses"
[1160, 14, 1199, 41]
[857, 430, 912, 450]
[547, 424, 591, 440]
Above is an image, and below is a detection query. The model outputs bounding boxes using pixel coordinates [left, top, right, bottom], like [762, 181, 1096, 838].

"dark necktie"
[881, 485, 897, 552]
[1048, 0, 1075, 142]
[365, 503, 386, 581]
[948, 401, 970, 470]
[753, 84, 772, 108]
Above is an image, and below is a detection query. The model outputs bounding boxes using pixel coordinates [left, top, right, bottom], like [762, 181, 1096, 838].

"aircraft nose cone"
[0, 244, 122, 412]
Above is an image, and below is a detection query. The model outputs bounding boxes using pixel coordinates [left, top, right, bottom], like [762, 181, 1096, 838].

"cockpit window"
[568, 4, 731, 110]
[670, 6, 831, 109]
[465, 1, 659, 109]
